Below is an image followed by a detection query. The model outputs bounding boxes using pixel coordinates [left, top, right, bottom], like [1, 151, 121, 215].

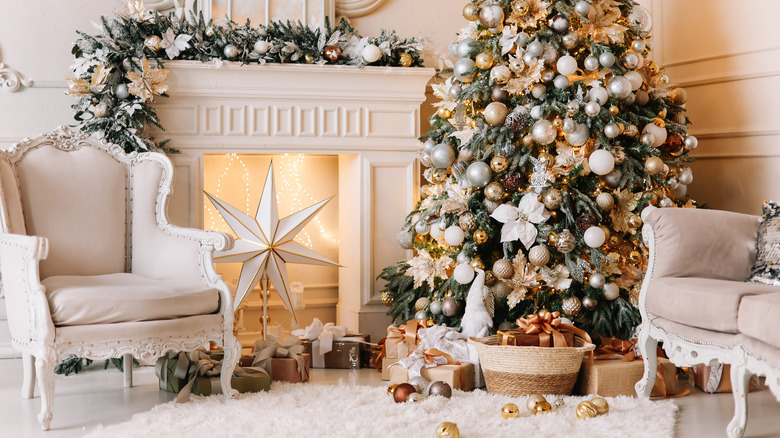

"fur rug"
[86, 382, 677, 438]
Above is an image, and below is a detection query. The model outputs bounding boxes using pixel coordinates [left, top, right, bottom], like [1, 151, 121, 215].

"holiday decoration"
[576, 400, 599, 419]
[429, 380, 453, 398]
[501, 403, 520, 419]
[67, 3, 424, 153]
[205, 162, 339, 332]
[436, 422, 460, 438]
[380, 0, 697, 341]
[393, 383, 417, 403]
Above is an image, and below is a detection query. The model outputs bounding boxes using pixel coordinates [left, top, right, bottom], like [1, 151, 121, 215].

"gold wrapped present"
[576, 356, 681, 397]
[381, 357, 399, 381]
[384, 319, 424, 359]
[389, 361, 475, 391]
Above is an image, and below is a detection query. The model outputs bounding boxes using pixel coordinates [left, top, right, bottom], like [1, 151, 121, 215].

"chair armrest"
[642, 206, 760, 280]
[0, 233, 56, 349]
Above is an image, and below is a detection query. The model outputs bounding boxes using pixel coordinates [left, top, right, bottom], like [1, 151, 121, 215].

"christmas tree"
[380, 0, 697, 341]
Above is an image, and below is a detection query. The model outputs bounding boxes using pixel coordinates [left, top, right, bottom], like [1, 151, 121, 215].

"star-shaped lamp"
[205, 161, 340, 324]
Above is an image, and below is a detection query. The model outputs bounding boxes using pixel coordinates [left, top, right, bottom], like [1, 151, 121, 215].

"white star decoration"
[205, 162, 339, 322]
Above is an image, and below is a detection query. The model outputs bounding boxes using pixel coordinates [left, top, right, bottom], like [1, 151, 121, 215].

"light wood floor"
[1, 358, 779, 437]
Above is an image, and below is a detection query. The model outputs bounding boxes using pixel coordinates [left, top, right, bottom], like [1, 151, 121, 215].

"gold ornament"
[474, 229, 489, 244]
[547, 231, 558, 246]
[436, 422, 460, 438]
[648, 61, 660, 75]
[590, 397, 609, 415]
[627, 214, 643, 229]
[561, 295, 582, 317]
[657, 108, 668, 119]
[523, 134, 535, 147]
[629, 250, 642, 264]
[144, 35, 163, 52]
[596, 192, 615, 211]
[624, 124, 639, 137]
[491, 155, 509, 173]
[501, 403, 521, 419]
[387, 384, 399, 396]
[415, 297, 431, 312]
[609, 105, 619, 116]
[463, 4, 480, 21]
[512, 0, 530, 15]
[653, 117, 666, 128]
[533, 400, 553, 415]
[576, 400, 599, 419]
[492, 258, 514, 279]
[554, 229, 576, 253]
[470, 256, 485, 270]
[126, 56, 169, 102]
[399, 52, 413, 67]
[671, 87, 688, 105]
[484, 270, 497, 286]
[528, 245, 551, 266]
[425, 317, 436, 327]
[459, 212, 477, 231]
[644, 156, 664, 176]
[67, 62, 112, 96]
[484, 102, 509, 126]
[526, 394, 547, 412]
[381, 291, 393, 306]
[484, 182, 505, 201]
[541, 188, 563, 210]
[476, 52, 495, 70]
[438, 107, 453, 119]
[431, 168, 448, 184]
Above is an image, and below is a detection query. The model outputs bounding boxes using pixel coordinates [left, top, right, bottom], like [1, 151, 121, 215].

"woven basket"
[470, 335, 595, 396]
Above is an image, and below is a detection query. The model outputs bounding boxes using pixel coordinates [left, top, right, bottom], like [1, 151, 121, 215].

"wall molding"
[677, 70, 780, 88]
[663, 45, 780, 69]
[0, 48, 33, 93]
[335, 0, 388, 18]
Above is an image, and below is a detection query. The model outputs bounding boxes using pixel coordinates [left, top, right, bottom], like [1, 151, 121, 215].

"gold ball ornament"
[470, 256, 485, 270]
[387, 383, 399, 396]
[436, 422, 460, 438]
[590, 397, 610, 415]
[381, 291, 393, 306]
[627, 214, 643, 229]
[484, 182, 505, 201]
[629, 250, 642, 264]
[523, 134, 535, 147]
[644, 156, 665, 176]
[671, 87, 688, 105]
[492, 258, 514, 279]
[528, 245, 551, 266]
[475, 52, 495, 70]
[491, 155, 509, 173]
[533, 401, 553, 415]
[399, 52, 413, 67]
[438, 107, 453, 119]
[657, 108, 668, 119]
[474, 229, 489, 244]
[92, 103, 109, 118]
[512, 0, 530, 15]
[144, 35, 163, 52]
[304, 53, 315, 64]
[561, 295, 582, 317]
[484, 270, 497, 286]
[484, 102, 509, 126]
[463, 4, 480, 21]
[596, 192, 615, 211]
[415, 297, 431, 312]
[526, 394, 547, 412]
[653, 117, 666, 128]
[609, 105, 619, 116]
[501, 403, 520, 419]
[431, 168, 448, 184]
[555, 229, 577, 254]
[541, 188, 564, 210]
[459, 212, 477, 231]
[576, 401, 599, 419]
[425, 317, 436, 327]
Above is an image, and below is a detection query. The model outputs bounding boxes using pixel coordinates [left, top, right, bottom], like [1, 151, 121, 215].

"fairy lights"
[206, 153, 251, 232]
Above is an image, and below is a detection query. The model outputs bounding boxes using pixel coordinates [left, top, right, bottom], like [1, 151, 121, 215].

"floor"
[0, 358, 779, 438]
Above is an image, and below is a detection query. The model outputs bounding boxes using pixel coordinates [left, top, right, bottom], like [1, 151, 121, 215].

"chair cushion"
[748, 200, 780, 286]
[43, 273, 220, 326]
[646, 277, 779, 333]
[738, 293, 780, 349]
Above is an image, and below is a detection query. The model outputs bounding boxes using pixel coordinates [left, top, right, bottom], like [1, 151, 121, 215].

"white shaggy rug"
[86, 382, 677, 438]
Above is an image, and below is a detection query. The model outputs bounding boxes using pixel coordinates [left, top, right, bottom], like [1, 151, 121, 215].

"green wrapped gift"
[155, 351, 191, 393]
[192, 368, 271, 396]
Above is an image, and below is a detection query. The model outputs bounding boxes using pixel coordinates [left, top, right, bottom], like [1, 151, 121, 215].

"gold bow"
[423, 348, 459, 366]
[384, 319, 424, 358]
[249, 335, 305, 377]
[595, 336, 637, 362]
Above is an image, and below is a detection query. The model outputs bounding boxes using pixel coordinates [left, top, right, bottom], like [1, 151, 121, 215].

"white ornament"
[589, 149, 615, 175]
[454, 263, 476, 284]
[532, 119, 557, 144]
[583, 226, 606, 248]
[642, 123, 667, 147]
[460, 269, 493, 338]
[444, 226, 466, 246]
[603, 283, 620, 300]
[589, 272, 606, 289]
[566, 123, 590, 146]
[254, 40, 270, 55]
[588, 87, 609, 105]
[430, 225, 444, 239]
[362, 44, 382, 63]
[624, 71, 643, 90]
[584, 56, 599, 71]
[554, 75, 570, 89]
[556, 55, 578, 76]
[584, 101, 601, 117]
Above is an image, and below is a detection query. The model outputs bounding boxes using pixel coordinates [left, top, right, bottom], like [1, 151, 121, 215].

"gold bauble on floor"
[501, 403, 520, 419]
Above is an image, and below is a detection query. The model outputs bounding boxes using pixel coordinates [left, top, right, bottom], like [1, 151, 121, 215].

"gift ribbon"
[384, 319, 424, 358]
[318, 322, 348, 355]
[423, 348, 459, 366]
[250, 335, 306, 377]
[594, 336, 637, 362]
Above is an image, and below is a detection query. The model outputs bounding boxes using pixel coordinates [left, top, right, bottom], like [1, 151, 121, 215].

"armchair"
[0, 127, 241, 430]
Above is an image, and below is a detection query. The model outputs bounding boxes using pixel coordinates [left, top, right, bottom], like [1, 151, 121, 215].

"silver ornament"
[601, 168, 623, 189]
[589, 272, 606, 288]
[429, 300, 443, 315]
[497, 320, 514, 330]
[428, 381, 452, 398]
[499, 142, 517, 156]
[205, 26, 215, 38]
[431, 144, 456, 168]
[607, 76, 632, 99]
[115, 84, 130, 99]
[424, 139, 436, 152]
[516, 32, 530, 46]
[490, 65, 511, 84]
[575, 1, 591, 16]
[458, 147, 475, 161]
[398, 230, 414, 249]
[596, 193, 615, 211]
[483, 198, 500, 214]
[659, 196, 674, 208]
[562, 32, 579, 49]
[531, 83, 547, 99]
[409, 375, 430, 394]
[492, 281, 513, 299]
[582, 296, 597, 311]
[254, 40, 270, 55]
[641, 132, 656, 147]
[532, 119, 557, 145]
[604, 123, 621, 139]
[562, 296, 582, 317]
[622, 51, 642, 70]
[420, 152, 433, 168]
[492, 259, 514, 279]
[566, 123, 590, 147]
[629, 5, 653, 32]
[448, 84, 462, 98]
[406, 392, 424, 403]
[526, 40, 544, 57]
[562, 117, 576, 133]
[599, 52, 616, 68]
[684, 135, 698, 150]
[553, 75, 570, 89]
[555, 229, 576, 253]
[456, 251, 470, 265]
[632, 39, 646, 52]
[530, 105, 543, 119]
[415, 221, 430, 235]
[584, 56, 600, 71]
[223, 44, 239, 59]
[454, 58, 476, 82]
[584, 101, 601, 117]
[466, 161, 493, 188]
[523, 52, 537, 65]
[479, 4, 505, 28]
[528, 245, 551, 266]
[457, 38, 475, 58]
[415, 310, 428, 321]
[589, 87, 609, 104]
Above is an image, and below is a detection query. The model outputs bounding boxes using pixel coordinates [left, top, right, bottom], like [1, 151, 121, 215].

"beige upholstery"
[0, 128, 240, 431]
[738, 293, 780, 349]
[645, 207, 760, 280]
[43, 273, 219, 326]
[646, 277, 778, 333]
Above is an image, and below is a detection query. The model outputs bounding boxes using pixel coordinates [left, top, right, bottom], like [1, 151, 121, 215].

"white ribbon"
[396, 325, 471, 378]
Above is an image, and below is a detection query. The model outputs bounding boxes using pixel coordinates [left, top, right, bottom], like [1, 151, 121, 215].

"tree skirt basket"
[470, 335, 595, 396]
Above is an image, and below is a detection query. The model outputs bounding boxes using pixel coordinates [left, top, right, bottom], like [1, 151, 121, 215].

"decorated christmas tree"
[380, 0, 697, 341]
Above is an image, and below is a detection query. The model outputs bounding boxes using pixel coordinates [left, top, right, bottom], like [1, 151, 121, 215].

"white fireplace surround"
[152, 61, 434, 341]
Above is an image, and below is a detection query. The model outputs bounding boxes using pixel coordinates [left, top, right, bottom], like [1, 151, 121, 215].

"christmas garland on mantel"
[67, 2, 426, 153]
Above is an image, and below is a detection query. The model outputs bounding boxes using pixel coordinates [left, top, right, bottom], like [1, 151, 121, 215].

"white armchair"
[0, 127, 241, 430]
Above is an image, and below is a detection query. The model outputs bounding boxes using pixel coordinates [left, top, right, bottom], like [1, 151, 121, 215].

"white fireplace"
[152, 61, 434, 343]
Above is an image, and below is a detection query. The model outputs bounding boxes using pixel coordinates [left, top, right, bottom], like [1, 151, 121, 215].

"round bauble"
[429, 300, 444, 317]
[415, 297, 431, 312]
[584, 55, 600, 71]
[629, 5, 653, 32]
[526, 40, 544, 58]
[492, 280, 513, 299]
[415, 310, 428, 321]
[632, 39, 646, 53]
[621, 51, 642, 70]
[431, 144, 456, 168]
[584, 101, 601, 117]
[663, 134, 685, 156]
[115, 84, 130, 99]
[453, 58, 476, 82]
[684, 135, 699, 151]
[322, 44, 341, 63]
[591, 396, 610, 415]
[532, 119, 557, 145]
[463, 4, 479, 21]
[415, 221, 430, 235]
[599, 52, 616, 68]
[534, 401, 553, 415]
[305, 53, 316, 64]
[576, 400, 599, 419]
[531, 83, 547, 99]
[490, 155, 509, 173]
[458, 212, 476, 231]
[449, 83, 462, 99]
[436, 422, 460, 438]
[92, 103, 109, 118]
[437, 107, 452, 119]
[583, 226, 606, 248]
[582, 296, 597, 310]
[575, 0, 591, 16]
[550, 14, 570, 33]
[479, 3, 505, 28]
[556, 55, 578, 76]
[609, 105, 620, 116]
[553, 75, 570, 89]
[423, 139, 436, 152]
[381, 291, 393, 306]
[430, 168, 448, 184]
[429, 381, 452, 398]
[566, 123, 590, 147]
[223, 44, 239, 59]
[473, 228, 489, 244]
[409, 375, 430, 394]
[484, 181, 505, 201]
[475, 52, 494, 70]
[490, 65, 511, 85]
[144, 35, 163, 52]
[601, 168, 623, 189]
[542, 188, 563, 210]
[504, 111, 528, 134]
[644, 156, 664, 175]
[670, 87, 688, 106]
[469, 256, 485, 270]
[490, 84, 510, 103]
[362, 44, 382, 63]
[562, 296, 582, 317]
[596, 193, 614, 211]
[204, 26, 215, 37]
[397, 52, 413, 67]
[492, 259, 514, 279]
[441, 297, 460, 317]
[604, 122, 621, 139]
[588, 86, 609, 105]
[603, 282, 620, 300]
[607, 76, 632, 100]
[642, 123, 667, 147]
[430, 223, 444, 239]
[624, 71, 643, 90]
[398, 230, 414, 249]
[671, 182, 688, 200]
[393, 383, 417, 403]
[562, 31, 579, 50]
[526, 394, 547, 412]
[254, 40, 270, 55]
[679, 167, 694, 185]
[387, 383, 399, 396]
[555, 229, 577, 253]
[453, 263, 475, 284]
[484, 102, 509, 126]
[444, 226, 466, 246]
[466, 161, 493, 188]
[588, 272, 606, 289]
[528, 245, 551, 266]
[501, 403, 520, 419]
[456, 38, 475, 58]
[589, 150, 615, 176]
[634, 89, 649, 106]
[529, 105, 543, 119]
[407, 392, 424, 403]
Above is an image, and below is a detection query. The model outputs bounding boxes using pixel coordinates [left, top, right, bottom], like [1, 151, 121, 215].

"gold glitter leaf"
[126, 57, 169, 102]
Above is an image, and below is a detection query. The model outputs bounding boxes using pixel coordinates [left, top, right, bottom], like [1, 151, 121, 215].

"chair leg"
[220, 337, 241, 398]
[634, 323, 659, 398]
[22, 353, 36, 399]
[34, 351, 56, 430]
[727, 364, 751, 438]
[123, 353, 133, 388]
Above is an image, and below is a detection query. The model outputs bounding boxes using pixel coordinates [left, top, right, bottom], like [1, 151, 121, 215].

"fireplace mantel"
[153, 61, 434, 342]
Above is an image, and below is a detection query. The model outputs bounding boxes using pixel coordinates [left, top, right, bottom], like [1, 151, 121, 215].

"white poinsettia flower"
[499, 26, 520, 55]
[441, 179, 470, 214]
[540, 264, 572, 290]
[160, 28, 192, 60]
[490, 193, 551, 248]
[405, 250, 454, 290]
[552, 144, 585, 176]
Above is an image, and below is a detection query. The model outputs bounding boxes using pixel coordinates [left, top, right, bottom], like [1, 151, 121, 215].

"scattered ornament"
[393, 383, 417, 403]
[502, 403, 520, 419]
[429, 381, 453, 398]
[436, 422, 460, 438]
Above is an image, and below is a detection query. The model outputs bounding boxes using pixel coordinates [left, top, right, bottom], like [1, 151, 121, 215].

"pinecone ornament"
[504, 111, 528, 133]
[575, 213, 599, 234]
[503, 173, 523, 192]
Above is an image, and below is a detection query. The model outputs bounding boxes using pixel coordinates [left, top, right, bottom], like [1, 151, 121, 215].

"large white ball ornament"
[583, 226, 606, 248]
[430, 224, 444, 239]
[584, 101, 601, 117]
[599, 52, 616, 67]
[454, 58, 476, 82]
[607, 76, 632, 99]
[679, 168, 694, 185]
[589, 149, 615, 176]
[115, 84, 130, 99]
[584, 56, 599, 71]
[624, 71, 643, 90]
[603, 283, 620, 300]
[431, 143, 456, 168]
[575, 1, 591, 16]
[444, 226, 466, 246]
[490, 65, 511, 84]
[532, 84, 547, 99]
[642, 123, 667, 147]
[457, 38, 475, 58]
[484, 102, 509, 126]
[454, 263, 476, 284]
[557, 55, 578, 76]
[604, 123, 621, 139]
[527, 40, 544, 57]
[588, 87, 609, 105]
[684, 135, 699, 151]
[532, 119, 557, 145]
[566, 123, 590, 147]
[254, 40, 270, 55]
[466, 161, 493, 188]
[530, 105, 543, 119]
[479, 4, 505, 28]
[589, 272, 606, 289]
[362, 44, 382, 63]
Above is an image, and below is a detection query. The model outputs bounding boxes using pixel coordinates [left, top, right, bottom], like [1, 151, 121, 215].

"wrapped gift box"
[691, 364, 762, 394]
[381, 357, 399, 381]
[271, 353, 311, 383]
[156, 352, 191, 393]
[305, 333, 370, 369]
[192, 369, 271, 396]
[497, 329, 574, 347]
[389, 362, 475, 391]
[361, 343, 383, 369]
[384, 320, 424, 360]
[576, 357, 679, 397]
